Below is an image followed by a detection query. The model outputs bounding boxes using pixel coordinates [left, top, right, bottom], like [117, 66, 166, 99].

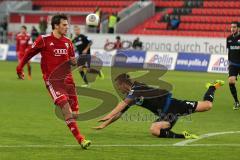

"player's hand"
[69, 57, 77, 66]
[82, 49, 87, 54]
[92, 125, 105, 130]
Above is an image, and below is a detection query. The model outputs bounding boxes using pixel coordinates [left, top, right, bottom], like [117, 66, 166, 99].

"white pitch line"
[173, 131, 240, 146]
[0, 144, 240, 148]
[0, 131, 240, 148]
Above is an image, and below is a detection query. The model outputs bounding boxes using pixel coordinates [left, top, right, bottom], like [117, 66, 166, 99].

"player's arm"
[82, 36, 92, 54]
[93, 112, 123, 130]
[16, 36, 44, 78]
[68, 42, 77, 66]
[93, 98, 132, 129]
[99, 99, 132, 121]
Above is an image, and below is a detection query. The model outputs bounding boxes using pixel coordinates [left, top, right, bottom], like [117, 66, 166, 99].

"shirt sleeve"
[121, 98, 134, 114]
[69, 42, 75, 58]
[17, 35, 44, 72]
[83, 35, 92, 44]
[125, 89, 137, 106]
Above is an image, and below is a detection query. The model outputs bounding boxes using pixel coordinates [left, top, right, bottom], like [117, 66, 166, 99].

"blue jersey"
[122, 82, 172, 115]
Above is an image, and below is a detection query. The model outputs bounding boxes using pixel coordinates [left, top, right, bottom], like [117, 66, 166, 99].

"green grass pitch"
[0, 61, 239, 160]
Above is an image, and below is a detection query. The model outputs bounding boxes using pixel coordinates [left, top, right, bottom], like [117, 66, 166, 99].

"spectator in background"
[94, 7, 102, 33]
[39, 17, 48, 34]
[132, 37, 143, 50]
[1, 17, 8, 32]
[31, 26, 39, 42]
[168, 16, 180, 30]
[114, 36, 122, 49]
[108, 12, 120, 34]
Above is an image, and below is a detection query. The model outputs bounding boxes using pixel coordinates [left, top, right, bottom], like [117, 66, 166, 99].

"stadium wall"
[0, 43, 228, 74]
[87, 34, 227, 55]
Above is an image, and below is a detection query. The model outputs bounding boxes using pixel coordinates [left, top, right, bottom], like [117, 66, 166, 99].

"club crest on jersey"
[65, 43, 69, 48]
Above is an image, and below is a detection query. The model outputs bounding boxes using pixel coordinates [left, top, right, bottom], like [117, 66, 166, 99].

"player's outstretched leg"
[196, 80, 224, 112]
[59, 101, 91, 149]
[79, 67, 89, 87]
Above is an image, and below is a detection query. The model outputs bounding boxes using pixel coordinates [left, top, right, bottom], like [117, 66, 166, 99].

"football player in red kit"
[16, 25, 32, 80]
[16, 14, 91, 149]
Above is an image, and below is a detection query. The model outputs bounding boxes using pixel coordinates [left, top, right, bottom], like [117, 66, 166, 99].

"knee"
[229, 77, 236, 84]
[204, 101, 213, 111]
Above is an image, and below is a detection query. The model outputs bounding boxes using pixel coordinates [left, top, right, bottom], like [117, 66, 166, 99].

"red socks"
[65, 118, 84, 143]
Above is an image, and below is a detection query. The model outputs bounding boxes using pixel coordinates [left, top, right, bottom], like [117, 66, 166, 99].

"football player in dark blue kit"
[72, 26, 104, 87]
[227, 22, 240, 110]
[94, 73, 224, 139]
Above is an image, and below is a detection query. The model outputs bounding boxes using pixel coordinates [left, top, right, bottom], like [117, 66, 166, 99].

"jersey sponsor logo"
[75, 41, 83, 46]
[230, 46, 240, 50]
[53, 49, 68, 56]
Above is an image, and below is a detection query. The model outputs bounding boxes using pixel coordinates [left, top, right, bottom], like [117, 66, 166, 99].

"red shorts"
[45, 79, 79, 112]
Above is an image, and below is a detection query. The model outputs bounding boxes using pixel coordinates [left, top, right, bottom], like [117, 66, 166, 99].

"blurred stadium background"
[0, 0, 239, 159]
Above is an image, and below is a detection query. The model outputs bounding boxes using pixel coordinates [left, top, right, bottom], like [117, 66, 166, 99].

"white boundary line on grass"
[0, 131, 240, 148]
[173, 131, 240, 146]
[0, 144, 240, 148]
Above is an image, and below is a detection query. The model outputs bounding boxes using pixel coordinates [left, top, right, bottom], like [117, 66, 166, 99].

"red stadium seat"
[33, 0, 135, 13]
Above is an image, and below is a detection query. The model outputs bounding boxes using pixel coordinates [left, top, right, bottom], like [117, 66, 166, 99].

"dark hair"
[231, 21, 240, 27]
[51, 14, 68, 29]
[115, 73, 132, 86]
[21, 25, 27, 30]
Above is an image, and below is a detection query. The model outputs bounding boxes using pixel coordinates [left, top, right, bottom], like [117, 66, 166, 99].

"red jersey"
[17, 33, 75, 81]
[16, 33, 31, 53]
